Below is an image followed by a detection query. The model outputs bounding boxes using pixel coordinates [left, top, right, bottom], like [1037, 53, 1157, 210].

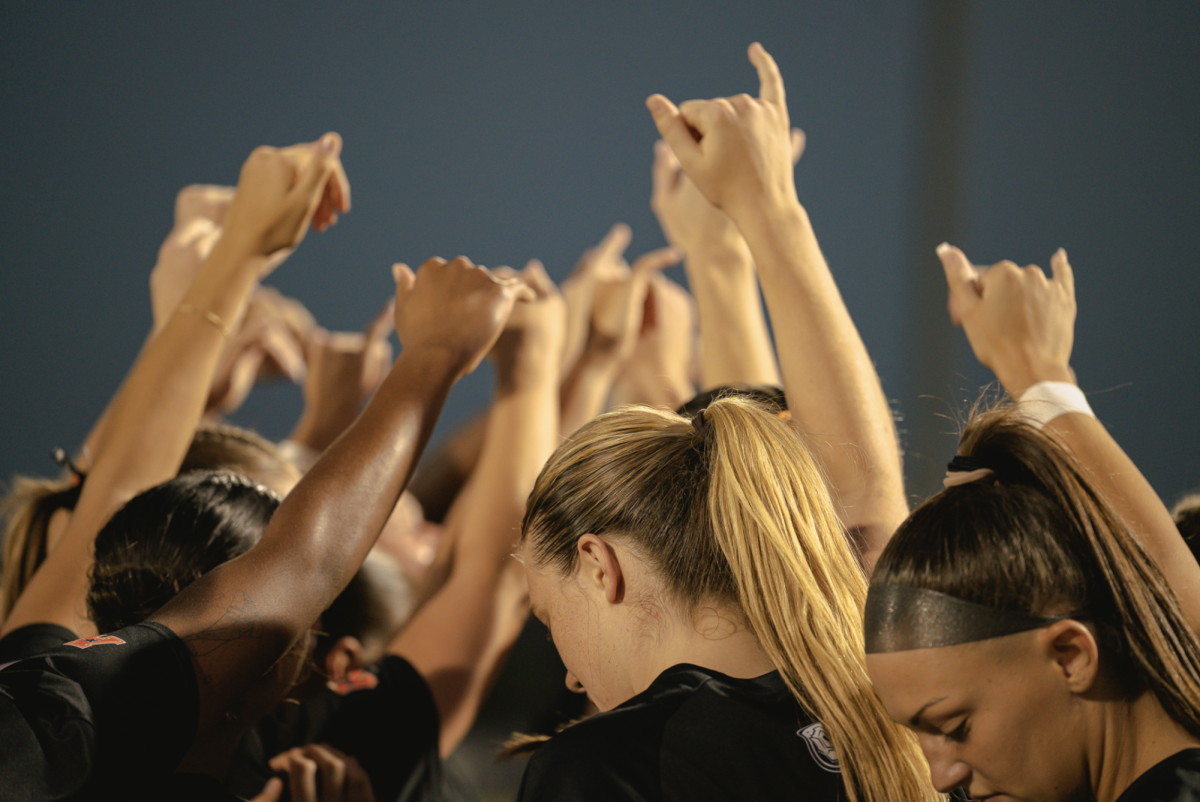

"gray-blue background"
[2, 1, 1197, 520]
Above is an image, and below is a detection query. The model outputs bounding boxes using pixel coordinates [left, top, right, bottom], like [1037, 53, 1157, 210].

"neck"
[1091, 689, 1200, 802]
[633, 603, 776, 691]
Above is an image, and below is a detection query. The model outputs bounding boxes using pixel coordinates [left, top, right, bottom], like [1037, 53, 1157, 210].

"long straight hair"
[873, 405, 1200, 737]
[523, 397, 939, 802]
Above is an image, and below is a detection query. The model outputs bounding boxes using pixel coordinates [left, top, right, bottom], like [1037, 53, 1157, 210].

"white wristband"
[1018, 381, 1094, 430]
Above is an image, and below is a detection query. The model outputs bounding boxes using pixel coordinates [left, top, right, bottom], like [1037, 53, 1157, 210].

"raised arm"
[390, 261, 565, 756]
[150, 256, 532, 753]
[938, 243, 1200, 627]
[3, 135, 349, 639]
[649, 138, 784, 390]
[647, 43, 909, 567]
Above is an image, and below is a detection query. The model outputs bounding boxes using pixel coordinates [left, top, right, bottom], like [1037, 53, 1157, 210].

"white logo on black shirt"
[797, 722, 841, 773]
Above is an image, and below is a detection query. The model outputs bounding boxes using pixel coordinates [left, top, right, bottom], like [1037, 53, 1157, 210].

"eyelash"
[945, 720, 970, 743]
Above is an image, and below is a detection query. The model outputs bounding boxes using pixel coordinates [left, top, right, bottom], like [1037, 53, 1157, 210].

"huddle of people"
[1, 42, 1196, 802]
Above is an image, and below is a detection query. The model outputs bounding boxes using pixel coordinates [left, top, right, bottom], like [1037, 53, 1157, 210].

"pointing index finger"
[749, 43, 786, 112]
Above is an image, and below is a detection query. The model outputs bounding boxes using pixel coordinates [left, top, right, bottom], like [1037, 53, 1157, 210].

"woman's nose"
[565, 670, 585, 694]
[919, 736, 971, 793]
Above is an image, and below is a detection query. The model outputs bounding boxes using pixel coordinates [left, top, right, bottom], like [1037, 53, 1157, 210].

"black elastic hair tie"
[691, 408, 709, 434]
[946, 454, 986, 474]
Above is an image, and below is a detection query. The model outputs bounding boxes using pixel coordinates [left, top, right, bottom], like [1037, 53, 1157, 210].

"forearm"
[739, 201, 907, 555]
[150, 346, 458, 733]
[2, 239, 259, 636]
[686, 252, 781, 390]
[407, 412, 489, 523]
[391, 358, 558, 754]
[1045, 412, 1200, 626]
[465, 363, 560, 564]
[254, 347, 459, 620]
[560, 349, 618, 436]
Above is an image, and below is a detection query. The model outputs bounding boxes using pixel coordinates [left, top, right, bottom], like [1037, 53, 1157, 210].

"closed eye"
[945, 719, 970, 743]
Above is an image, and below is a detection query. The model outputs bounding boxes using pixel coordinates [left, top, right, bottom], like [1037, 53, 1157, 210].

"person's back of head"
[87, 471, 280, 633]
[870, 404, 1200, 740]
[0, 423, 297, 621]
[522, 394, 936, 802]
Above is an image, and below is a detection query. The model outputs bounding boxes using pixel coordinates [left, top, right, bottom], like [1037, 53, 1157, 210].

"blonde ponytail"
[524, 397, 939, 802]
[703, 398, 939, 802]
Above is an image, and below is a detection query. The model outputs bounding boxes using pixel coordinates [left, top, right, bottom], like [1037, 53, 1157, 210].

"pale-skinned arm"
[647, 44, 908, 568]
[3, 135, 349, 638]
[939, 243, 1199, 628]
[390, 261, 565, 756]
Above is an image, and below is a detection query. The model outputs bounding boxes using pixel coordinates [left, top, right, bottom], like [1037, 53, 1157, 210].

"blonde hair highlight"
[523, 396, 939, 802]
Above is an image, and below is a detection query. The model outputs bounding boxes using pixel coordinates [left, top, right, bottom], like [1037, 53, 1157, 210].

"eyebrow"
[910, 696, 949, 727]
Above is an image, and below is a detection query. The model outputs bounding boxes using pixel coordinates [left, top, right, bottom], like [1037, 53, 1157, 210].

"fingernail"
[320, 134, 336, 152]
[935, 242, 951, 255]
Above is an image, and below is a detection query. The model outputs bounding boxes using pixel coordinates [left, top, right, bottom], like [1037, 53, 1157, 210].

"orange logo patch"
[329, 669, 379, 696]
[64, 635, 126, 650]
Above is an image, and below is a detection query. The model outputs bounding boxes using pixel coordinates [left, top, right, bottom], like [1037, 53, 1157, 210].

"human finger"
[300, 744, 347, 802]
[937, 242, 981, 322]
[392, 263, 417, 308]
[268, 749, 318, 802]
[491, 265, 519, 281]
[500, 276, 537, 304]
[249, 777, 285, 802]
[1050, 247, 1074, 298]
[259, 321, 307, 383]
[749, 42, 786, 112]
[790, 128, 806, 165]
[594, 222, 632, 266]
[647, 94, 702, 168]
[631, 246, 683, 277]
[521, 259, 557, 298]
[651, 140, 680, 200]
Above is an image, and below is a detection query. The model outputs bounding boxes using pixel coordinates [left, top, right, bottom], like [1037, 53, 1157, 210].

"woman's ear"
[1042, 619, 1100, 693]
[576, 534, 624, 605]
[322, 635, 365, 682]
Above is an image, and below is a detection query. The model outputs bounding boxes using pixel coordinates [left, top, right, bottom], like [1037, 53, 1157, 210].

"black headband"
[864, 584, 1077, 653]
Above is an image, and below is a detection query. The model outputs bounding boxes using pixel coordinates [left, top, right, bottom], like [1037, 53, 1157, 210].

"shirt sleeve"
[24, 621, 199, 776]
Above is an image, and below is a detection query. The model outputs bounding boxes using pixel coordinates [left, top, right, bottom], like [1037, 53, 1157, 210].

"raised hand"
[489, 260, 568, 384]
[173, 184, 236, 227]
[611, 274, 697, 409]
[589, 246, 681, 364]
[938, 243, 1076, 397]
[289, 300, 396, 452]
[651, 129, 804, 261]
[223, 132, 350, 261]
[392, 257, 535, 378]
[646, 43, 796, 222]
[560, 223, 632, 371]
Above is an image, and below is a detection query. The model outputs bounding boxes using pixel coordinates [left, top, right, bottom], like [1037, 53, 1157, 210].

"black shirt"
[226, 654, 442, 802]
[0, 622, 79, 666]
[518, 663, 846, 802]
[0, 621, 199, 801]
[1116, 748, 1200, 802]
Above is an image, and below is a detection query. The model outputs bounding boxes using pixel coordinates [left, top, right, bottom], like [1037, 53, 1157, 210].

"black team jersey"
[0, 622, 200, 801]
[518, 663, 846, 802]
[1115, 749, 1200, 802]
[226, 654, 442, 802]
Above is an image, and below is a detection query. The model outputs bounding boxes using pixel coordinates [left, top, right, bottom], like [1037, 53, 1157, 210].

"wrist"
[997, 363, 1075, 400]
[733, 198, 811, 272]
